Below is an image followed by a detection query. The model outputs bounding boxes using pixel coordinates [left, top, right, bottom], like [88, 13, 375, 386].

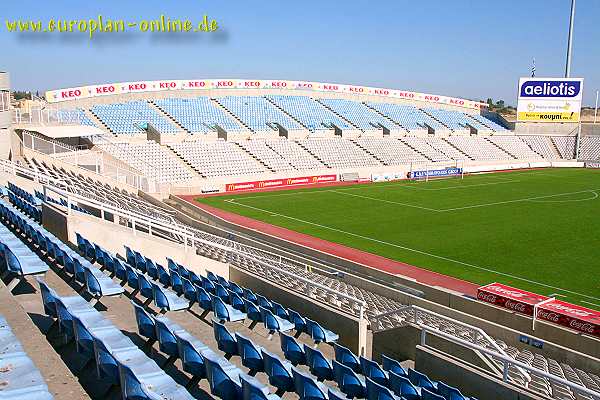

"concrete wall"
[415, 346, 545, 400]
[514, 122, 579, 135]
[229, 266, 370, 357]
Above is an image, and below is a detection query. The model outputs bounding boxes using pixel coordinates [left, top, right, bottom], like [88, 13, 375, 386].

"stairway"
[295, 142, 331, 167]
[350, 139, 388, 165]
[362, 103, 410, 133]
[421, 109, 453, 131]
[211, 98, 255, 134]
[548, 137, 564, 159]
[148, 101, 190, 134]
[398, 138, 436, 162]
[84, 109, 115, 136]
[263, 96, 311, 131]
[315, 99, 361, 131]
[233, 142, 275, 173]
[484, 138, 516, 159]
[441, 138, 473, 160]
[165, 144, 205, 177]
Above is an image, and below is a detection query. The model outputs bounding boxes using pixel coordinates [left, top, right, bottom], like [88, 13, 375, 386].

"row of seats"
[580, 136, 600, 160]
[267, 95, 352, 133]
[0, 199, 123, 303]
[154, 97, 245, 134]
[318, 98, 400, 133]
[91, 100, 180, 135]
[37, 279, 194, 399]
[0, 315, 54, 399]
[8, 189, 42, 222]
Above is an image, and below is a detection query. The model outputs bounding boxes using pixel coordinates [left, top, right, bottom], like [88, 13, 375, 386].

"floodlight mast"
[565, 0, 576, 78]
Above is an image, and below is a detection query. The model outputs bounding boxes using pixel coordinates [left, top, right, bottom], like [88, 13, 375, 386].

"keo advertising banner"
[517, 77, 584, 123]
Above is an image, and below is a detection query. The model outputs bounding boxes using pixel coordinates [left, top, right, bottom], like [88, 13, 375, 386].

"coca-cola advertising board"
[477, 283, 549, 316]
[536, 300, 600, 338]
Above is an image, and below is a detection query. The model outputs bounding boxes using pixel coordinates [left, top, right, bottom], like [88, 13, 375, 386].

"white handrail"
[421, 326, 600, 400]
[43, 184, 367, 318]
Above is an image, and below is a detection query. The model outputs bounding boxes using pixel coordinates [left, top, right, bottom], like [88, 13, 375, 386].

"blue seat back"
[279, 331, 305, 366]
[240, 373, 275, 400]
[243, 299, 261, 322]
[389, 371, 419, 399]
[260, 306, 281, 331]
[213, 319, 237, 356]
[332, 360, 365, 398]
[366, 377, 397, 400]
[154, 318, 179, 356]
[262, 348, 294, 392]
[177, 334, 207, 378]
[423, 388, 446, 400]
[304, 344, 332, 381]
[360, 355, 388, 385]
[382, 354, 407, 376]
[196, 286, 212, 310]
[437, 381, 468, 400]
[292, 367, 327, 400]
[132, 301, 156, 341]
[408, 368, 436, 391]
[212, 295, 231, 321]
[287, 309, 306, 332]
[334, 343, 361, 374]
[235, 332, 264, 373]
[204, 351, 242, 400]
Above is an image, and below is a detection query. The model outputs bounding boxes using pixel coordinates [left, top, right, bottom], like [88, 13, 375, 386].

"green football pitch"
[197, 168, 600, 309]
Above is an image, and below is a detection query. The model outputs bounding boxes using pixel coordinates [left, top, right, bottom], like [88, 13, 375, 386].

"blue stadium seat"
[154, 316, 186, 367]
[196, 285, 213, 318]
[243, 287, 258, 303]
[151, 281, 189, 312]
[423, 388, 446, 400]
[334, 342, 361, 374]
[304, 344, 333, 381]
[287, 309, 306, 336]
[332, 359, 366, 398]
[213, 319, 238, 358]
[291, 366, 329, 400]
[176, 331, 209, 386]
[260, 306, 294, 336]
[329, 387, 352, 400]
[437, 381, 476, 400]
[389, 371, 421, 400]
[119, 361, 194, 399]
[271, 301, 289, 319]
[131, 301, 156, 346]
[215, 283, 230, 302]
[365, 376, 401, 400]
[261, 348, 295, 396]
[240, 372, 281, 400]
[360, 356, 388, 386]
[212, 294, 246, 323]
[229, 290, 246, 311]
[278, 331, 306, 366]
[204, 350, 242, 400]
[256, 294, 273, 311]
[306, 318, 338, 344]
[235, 332, 264, 375]
[408, 368, 438, 392]
[382, 354, 407, 377]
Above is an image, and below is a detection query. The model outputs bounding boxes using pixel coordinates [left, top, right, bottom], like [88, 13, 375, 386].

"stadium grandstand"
[1, 69, 599, 400]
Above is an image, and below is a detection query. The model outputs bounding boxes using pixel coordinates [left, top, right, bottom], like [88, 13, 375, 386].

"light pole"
[565, 0, 576, 77]
[594, 90, 599, 124]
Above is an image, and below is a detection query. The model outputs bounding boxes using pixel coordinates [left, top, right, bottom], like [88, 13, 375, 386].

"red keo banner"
[536, 300, 600, 337]
[225, 174, 337, 192]
[477, 283, 549, 316]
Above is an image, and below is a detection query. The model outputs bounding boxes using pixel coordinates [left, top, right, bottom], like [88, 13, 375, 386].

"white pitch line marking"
[328, 190, 440, 212]
[226, 199, 600, 302]
[581, 301, 600, 308]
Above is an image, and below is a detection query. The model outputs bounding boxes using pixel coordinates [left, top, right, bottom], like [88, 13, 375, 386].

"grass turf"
[196, 168, 600, 309]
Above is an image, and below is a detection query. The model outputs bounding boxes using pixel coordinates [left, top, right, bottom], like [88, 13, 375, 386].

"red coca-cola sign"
[477, 283, 550, 316]
[537, 300, 600, 337]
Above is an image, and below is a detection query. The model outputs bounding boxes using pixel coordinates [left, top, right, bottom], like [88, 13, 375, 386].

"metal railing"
[371, 305, 531, 386]
[42, 184, 367, 320]
[421, 326, 600, 400]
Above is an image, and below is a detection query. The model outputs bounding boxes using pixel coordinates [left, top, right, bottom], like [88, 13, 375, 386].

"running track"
[179, 194, 480, 297]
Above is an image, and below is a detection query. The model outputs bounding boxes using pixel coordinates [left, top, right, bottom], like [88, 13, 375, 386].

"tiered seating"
[8, 190, 41, 222]
[486, 136, 541, 159]
[353, 137, 427, 165]
[520, 136, 560, 159]
[236, 140, 296, 172]
[265, 139, 326, 171]
[400, 137, 451, 162]
[0, 199, 124, 303]
[445, 136, 513, 161]
[468, 114, 508, 132]
[154, 97, 245, 134]
[424, 137, 470, 160]
[268, 96, 352, 133]
[580, 136, 600, 160]
[318, 98, 397, 132]
[424, 108, 487, 132]
[217, 96, 302, 133]
[298, 138, 381, 168]
[170, 140, 267, 177]
[0, 315, 54, 399]
[37, 279, 194, 399]
[366, 103, 444, 131]
[98, 141, 195, 183]
[91, 100, 179, 135]
[55, 108, 96, 127]
[551, 136, 577, 159]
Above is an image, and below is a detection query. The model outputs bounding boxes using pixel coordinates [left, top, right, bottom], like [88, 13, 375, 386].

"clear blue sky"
[2, 0, 599, 106]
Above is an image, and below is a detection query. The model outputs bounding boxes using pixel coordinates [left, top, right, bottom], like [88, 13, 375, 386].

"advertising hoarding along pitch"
[477, 283, 549, 316]
[517, 77, 584, 123]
